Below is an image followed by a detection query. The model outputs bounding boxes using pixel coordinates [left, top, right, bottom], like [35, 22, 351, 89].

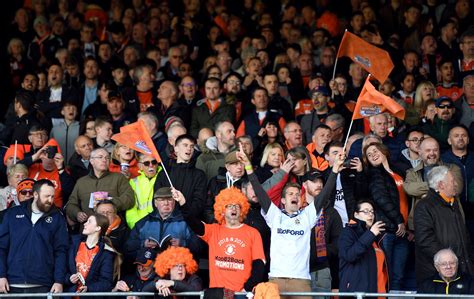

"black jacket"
[0, 110, 52, 145]
[68, 153, 91, 182]
[310, 206, 342, 272]
[338, 219, 379, 292]
[414, 189, 474, 282]
[36, 85, 80, 118]
[418, 273, 474, 294]
[154, 160, 207, 218]
[367, 166, 404, 233]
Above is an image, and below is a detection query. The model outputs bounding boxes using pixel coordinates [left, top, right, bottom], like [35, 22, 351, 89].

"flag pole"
[343, 74, 371, 152]
[332, 29, 348, 81]
[160, 162, 174, 188]
[13, 140, 18, 164]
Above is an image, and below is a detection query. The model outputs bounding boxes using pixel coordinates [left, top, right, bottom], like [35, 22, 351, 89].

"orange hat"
[16, 178, 35, 194]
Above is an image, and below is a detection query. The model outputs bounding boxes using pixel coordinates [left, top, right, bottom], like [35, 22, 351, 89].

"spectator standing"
[414, 166, 474, 282]
[339, 200, 388, 293]
[0, 179, 68, 294]
[66, 148, 134, 226]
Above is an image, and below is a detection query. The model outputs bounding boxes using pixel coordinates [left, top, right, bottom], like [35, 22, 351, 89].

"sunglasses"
[437, 104, 453, 109]
[141, 160, 158, 167]
[20, 189, 33, 196]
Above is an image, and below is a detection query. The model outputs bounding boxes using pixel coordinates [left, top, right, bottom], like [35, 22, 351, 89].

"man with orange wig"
[174, 185, 266, 293]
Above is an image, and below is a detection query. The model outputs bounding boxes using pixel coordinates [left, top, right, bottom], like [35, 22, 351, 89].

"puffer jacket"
[414, 189, 474, 283]
[366, 166, 404, 233]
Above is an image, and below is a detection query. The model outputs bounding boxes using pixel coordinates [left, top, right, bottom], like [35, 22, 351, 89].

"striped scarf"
[315, 209, 327, 263]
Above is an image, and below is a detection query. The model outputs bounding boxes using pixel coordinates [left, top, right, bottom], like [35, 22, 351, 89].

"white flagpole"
[13, 140, 18, 164]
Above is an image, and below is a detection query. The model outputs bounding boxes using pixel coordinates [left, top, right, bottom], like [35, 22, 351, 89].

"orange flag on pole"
[352, 76, 405, 120]
[112, 120, 161, 162]
[336, 31, 394, 84]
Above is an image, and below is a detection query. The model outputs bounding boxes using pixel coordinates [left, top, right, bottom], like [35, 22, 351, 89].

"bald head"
[420, 137, 440, 166]
[75, 135, 93, 159]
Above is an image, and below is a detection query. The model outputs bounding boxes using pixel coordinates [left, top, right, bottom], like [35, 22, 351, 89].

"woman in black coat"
[363, 142, 409, 291]
[339, 200, 387, 293]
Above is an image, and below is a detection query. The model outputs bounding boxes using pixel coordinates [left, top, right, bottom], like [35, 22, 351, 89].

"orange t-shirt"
[201, 223, 266, 292]
[31, 167, 63, 208]
[389, 172, 409, 224]
[75, 242, 100, 288]
[136, 90, 154, 112]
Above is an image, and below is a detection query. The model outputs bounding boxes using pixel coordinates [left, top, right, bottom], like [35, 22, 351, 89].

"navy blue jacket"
[441, 150, 474, 210]
[64, 235, 115, 293]
[125, 208, 200, 259]
[338, 219, 379, 292]
[0, 201, 69, 286]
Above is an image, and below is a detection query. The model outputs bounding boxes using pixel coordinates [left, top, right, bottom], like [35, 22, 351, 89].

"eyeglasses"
[141, 160, 158, 166]
[437, 104, 453, 109]
[91, 155, 110, 160]
[227, 80, 241, 85]
[287, 129, 303, 134]
[225, 204, 241, 209]
[20, 189, 33, 196]
[437, 261, 457, 268]
[407, 137, 424, 143]
[181, 82, 195, 87]
[358, 209, 375, 215]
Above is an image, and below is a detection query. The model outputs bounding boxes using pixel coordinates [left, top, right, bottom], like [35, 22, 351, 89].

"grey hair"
[7, 163, 28, 177]
[90, 147, 109, 158]
[433, 248, 458, 265]
[132, 64, 151, 84]
[427, 165, 450, 190]
[368, 113, 388, 127]
[325, 113, 345, 128]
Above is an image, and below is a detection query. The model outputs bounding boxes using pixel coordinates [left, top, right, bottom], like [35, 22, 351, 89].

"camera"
[342, 159, 352, 168]
[45, 146, 58, 159]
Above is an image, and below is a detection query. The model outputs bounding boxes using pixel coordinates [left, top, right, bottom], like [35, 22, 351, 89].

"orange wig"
[154, 247, 198, 278]
[213, 187, 250, 225]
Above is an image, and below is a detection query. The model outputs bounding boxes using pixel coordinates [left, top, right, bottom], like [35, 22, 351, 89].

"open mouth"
[290, 200, 298, 205]
[230, 211, 237, 217]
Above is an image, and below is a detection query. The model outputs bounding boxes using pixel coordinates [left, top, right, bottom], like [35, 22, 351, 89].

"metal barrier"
[1, 292, 474, 298]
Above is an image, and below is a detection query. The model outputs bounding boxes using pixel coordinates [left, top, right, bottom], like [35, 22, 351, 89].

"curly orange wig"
[214, 187, 250, 224]
[154, 247, 198, 277]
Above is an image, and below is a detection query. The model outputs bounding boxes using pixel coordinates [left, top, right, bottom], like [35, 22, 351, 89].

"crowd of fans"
[1, 0, 474, 297]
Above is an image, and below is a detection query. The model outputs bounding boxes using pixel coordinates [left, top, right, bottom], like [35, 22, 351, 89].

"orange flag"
[112, 120, 161, 162]
[336, 31, 394, 84]
[352, 77, 405, 120]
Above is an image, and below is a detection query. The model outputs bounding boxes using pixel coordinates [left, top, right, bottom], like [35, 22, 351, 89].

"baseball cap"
[154, 187, 173, 199]
[134, 248, 157, 267]
[309, 86, 329, 98]
[435, 96, 454, 107]
[225, 151, 240, 164]
[302, 170, 323, 183]
[107, 90, 122, 101]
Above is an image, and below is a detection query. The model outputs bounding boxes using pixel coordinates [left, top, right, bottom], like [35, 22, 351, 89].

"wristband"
[244, 165, 253, 171]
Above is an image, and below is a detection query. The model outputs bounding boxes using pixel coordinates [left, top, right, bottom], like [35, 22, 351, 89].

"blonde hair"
[414, 81, 436, 114]
[260, 143, 284, 167]
[111, 142, 136, 162]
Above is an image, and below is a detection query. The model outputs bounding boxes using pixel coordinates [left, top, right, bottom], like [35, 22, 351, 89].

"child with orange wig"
[143, 246, 202, 297]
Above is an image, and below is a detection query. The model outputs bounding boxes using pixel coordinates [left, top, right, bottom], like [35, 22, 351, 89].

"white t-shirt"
[262, 201, 319, 280]
[334, 174, 348, 226]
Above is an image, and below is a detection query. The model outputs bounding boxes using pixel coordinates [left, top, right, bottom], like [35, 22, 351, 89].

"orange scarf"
[106, 216, 121, 235]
